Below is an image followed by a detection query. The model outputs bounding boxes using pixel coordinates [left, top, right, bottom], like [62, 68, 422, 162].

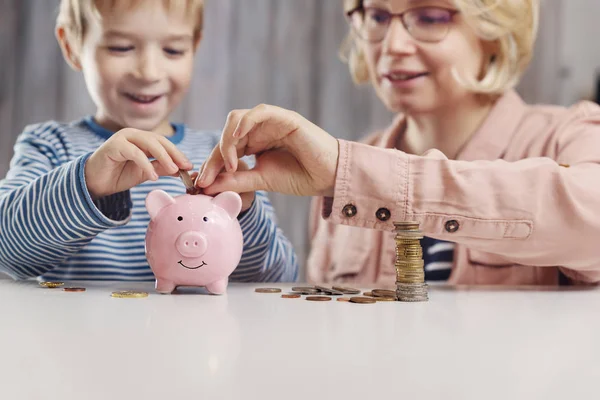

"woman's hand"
[196, 104, 339, 197]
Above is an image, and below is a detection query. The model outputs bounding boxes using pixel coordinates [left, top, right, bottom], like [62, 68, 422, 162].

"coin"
[111, 291, 148, 298]
[292, 286, 317, 291]
[291, 287, 319, 294]
[375, 296, 397, 301]
[63, 287, 86, 292]
[255, 288, 282, 293]
[349, 296, 376, 304]
[393, 221, 420, 230]
[281, 294, 301, 298]
[337, 297, 351, 302]
[305, 296, 332, 301]
[372, 289, 396, 298]
[39, 281, 64, 288]
[313, 285, 344, 296]
[362, 291, 375, 297]
[332, 286, 361, 295]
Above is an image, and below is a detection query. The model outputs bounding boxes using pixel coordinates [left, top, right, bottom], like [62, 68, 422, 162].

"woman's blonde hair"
[57, 0, 204, 52]
[340, 0, 540, 95]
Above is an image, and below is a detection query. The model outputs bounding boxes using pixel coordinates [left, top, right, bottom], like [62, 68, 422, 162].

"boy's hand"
[85, 128, 192, 199]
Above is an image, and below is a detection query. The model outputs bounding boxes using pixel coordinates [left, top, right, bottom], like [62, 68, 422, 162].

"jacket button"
[445, 220, 460, 233]
[376, 207, 391, 221]
[342, 204, 357, 218]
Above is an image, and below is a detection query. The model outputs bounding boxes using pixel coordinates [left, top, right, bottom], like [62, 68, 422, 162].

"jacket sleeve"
[0, 124, 131, 279]
[323, 105, 600, 282]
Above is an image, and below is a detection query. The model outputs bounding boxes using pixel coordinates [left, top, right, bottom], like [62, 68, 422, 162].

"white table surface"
[1, 280, 599, 400]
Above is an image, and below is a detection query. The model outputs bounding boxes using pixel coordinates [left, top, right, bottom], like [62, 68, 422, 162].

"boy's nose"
[134, 51, 162, 82]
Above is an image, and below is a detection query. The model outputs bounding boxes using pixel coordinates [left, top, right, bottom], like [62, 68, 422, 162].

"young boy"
[0, 0, 298, 282]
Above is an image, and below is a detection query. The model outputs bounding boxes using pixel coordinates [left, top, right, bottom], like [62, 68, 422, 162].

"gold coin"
[393, 221, 420, 230]
[305, 296, 332, 301]
[39, 281, 64, 288]
[337, 297, 351, 302]
[63, 287, 86, 292]
[254, 288, 282, 293]
[349, 296, 376, 304]
[281, 294, 301, 298]
[111, 291, 148, 298]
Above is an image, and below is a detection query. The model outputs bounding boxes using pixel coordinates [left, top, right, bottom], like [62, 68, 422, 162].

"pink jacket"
[307, 90, 600, 287]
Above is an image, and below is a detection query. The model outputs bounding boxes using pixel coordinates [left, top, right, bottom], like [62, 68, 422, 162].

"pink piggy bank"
[144, 190, 244, 294]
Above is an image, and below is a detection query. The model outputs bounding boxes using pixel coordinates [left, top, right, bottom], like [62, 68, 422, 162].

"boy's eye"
[108, 46, 134, 53]
[164, 48, 185, 56]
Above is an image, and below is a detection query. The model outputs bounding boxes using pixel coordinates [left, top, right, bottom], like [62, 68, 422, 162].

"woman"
[197, 0, 600, 286]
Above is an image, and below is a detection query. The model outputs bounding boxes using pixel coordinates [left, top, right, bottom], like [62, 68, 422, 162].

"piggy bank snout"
[176, 231, 208, 258]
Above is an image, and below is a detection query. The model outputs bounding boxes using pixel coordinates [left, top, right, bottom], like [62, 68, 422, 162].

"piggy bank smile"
[178, 260, 207, 270]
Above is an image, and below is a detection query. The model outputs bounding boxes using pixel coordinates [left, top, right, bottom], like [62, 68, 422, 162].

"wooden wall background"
[1, 0, 599, 278]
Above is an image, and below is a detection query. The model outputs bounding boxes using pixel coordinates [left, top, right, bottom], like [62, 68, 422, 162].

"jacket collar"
[375, 90, 528, 160]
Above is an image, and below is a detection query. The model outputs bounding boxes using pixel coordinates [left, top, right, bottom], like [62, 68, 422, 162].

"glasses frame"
[345, 6, 458, 44]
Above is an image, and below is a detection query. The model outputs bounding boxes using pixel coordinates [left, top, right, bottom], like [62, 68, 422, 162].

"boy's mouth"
[124, 93, 163, 104]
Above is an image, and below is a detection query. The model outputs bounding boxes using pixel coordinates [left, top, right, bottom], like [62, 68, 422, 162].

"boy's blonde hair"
[57, 0, 204, 52]
[341, 0, 539, 96]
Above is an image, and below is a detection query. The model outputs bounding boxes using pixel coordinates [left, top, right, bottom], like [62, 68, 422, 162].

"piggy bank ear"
[146, 190, 175, 220]
[212, 191, 242, 219]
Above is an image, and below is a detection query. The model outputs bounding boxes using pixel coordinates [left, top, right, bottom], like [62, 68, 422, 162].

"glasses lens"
[404, 7, 453, 42]
[351, 8, 390, 42]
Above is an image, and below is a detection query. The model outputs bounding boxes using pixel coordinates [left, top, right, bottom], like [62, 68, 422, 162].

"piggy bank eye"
[177, 216, 183, 221]
[203, 217, 208, 222]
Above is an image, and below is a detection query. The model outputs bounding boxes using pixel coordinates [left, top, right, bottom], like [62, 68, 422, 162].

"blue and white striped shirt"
[422, 236, 454, 281]
[0, 117, 298, 282]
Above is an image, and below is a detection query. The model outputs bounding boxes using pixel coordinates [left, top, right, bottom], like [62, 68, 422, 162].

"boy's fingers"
[126, 135, 179, 175]
[156, 135, 193, 169]
[121, 143, 158, 181]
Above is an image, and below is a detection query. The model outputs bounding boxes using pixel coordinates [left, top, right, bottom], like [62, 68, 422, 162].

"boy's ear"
[193, 32, 203, 52]
[56, 26, 82, 71]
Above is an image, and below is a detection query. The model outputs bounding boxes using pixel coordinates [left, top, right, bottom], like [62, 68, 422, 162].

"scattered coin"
[305, 296, 332, 302]
[281, 294, 301, 298]
[255, 288, 282, 293]
[336, 297, 351, 302]
[291, 286, 320, 295]
[362, 291, 375, 297]
[314, 285, 345, 296]
[349, 296, 376, 304]
[332, 286, 361, 295]
[374, 296, 396, 302]
[111, 291, 149, 298]
[372, 289, 396, 298]
[63, 287, 86, 292]
[292, 286, 316, 292]
[39, 281, 64, 288]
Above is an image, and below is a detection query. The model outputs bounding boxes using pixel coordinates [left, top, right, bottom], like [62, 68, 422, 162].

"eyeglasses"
[346, 6, 458, 44]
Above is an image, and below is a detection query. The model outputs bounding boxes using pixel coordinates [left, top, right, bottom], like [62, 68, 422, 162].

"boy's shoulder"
[20, 118, 90, 141]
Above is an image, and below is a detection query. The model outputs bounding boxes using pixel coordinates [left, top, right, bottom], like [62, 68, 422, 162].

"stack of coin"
[394, 222, 428, 302]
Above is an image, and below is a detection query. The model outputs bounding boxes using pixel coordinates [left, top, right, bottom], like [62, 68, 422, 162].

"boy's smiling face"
[74, 1, 200, 134]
